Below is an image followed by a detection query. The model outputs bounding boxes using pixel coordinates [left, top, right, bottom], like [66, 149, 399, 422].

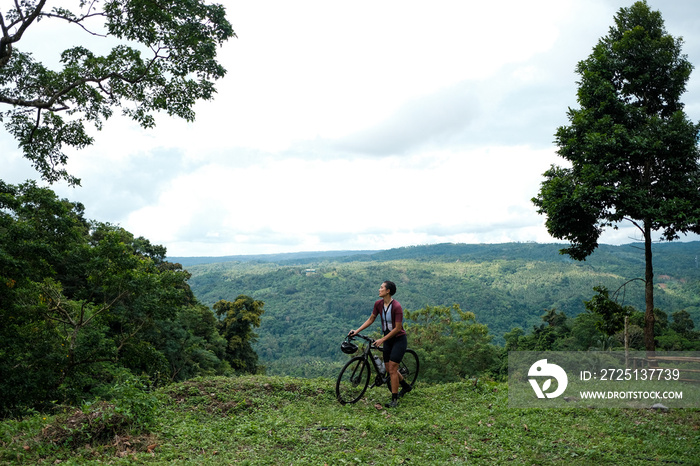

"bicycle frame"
[355, 334, 390, 388]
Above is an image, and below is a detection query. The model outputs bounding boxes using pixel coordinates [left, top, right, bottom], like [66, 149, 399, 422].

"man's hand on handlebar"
[347, 331, 381, 347]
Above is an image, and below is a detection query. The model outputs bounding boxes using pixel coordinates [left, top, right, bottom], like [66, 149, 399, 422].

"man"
[349, 280, 412, 407]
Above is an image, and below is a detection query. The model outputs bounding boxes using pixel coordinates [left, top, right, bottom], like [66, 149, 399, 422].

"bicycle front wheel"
[336, 357, 370, 404]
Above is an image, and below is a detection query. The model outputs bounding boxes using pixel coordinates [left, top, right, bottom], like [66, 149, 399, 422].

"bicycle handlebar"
[348, 333, 380, 347]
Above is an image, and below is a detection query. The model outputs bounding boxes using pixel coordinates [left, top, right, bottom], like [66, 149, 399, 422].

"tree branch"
[0, 95, 68, 111]
[43, 285, 77, 327]
[0, 45, 164, 113]
[115, 320, 148, 354]
[623, 217, 645, 235]
[45, 315, 74, 326]
[81, 290, 129, 328]
[40, 11, 107, 38]
[1, 1, 107, 68]
[5, 0, 48, 43]
[611, 277, 646, 306]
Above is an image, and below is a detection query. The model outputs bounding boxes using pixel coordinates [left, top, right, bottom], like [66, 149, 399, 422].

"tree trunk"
[643, 222, 656, 352]
[624, 315, 629, 368]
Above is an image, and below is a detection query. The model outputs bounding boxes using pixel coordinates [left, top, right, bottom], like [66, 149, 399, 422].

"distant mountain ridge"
[170, 240, 700, 269]
[168, 249, 380, 267]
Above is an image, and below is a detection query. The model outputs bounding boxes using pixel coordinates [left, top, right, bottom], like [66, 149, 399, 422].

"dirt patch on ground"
[38, 401, 157, 455]
[162, 376, 329, 414]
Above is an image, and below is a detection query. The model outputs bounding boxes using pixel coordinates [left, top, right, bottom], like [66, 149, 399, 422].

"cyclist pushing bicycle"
[348, 280, 413, 408]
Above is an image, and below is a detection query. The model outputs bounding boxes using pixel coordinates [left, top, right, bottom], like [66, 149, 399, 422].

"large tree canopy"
[532, 1, 700, 351]
[0, 181, 266, 417]
[0, 0, 235, 185]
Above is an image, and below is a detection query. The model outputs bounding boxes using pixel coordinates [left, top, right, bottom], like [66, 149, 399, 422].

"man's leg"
[387, 361, 400, 394]
[385, 361, 400, 408]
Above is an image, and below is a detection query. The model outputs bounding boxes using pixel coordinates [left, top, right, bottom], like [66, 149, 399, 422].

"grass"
[1, 375, 698, 464]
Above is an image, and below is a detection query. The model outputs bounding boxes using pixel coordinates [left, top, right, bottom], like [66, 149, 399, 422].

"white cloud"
[3, 0, 700, 256]
[120, 146, 562, 255]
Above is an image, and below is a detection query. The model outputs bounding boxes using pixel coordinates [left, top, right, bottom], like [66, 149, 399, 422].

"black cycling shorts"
[383, 333, 407, 364]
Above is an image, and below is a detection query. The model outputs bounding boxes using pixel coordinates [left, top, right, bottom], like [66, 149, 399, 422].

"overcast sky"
[4, 0, 700, 257]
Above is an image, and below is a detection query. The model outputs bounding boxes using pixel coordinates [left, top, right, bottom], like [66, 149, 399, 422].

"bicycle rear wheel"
[399, 349, 419, 386]
[336, 357, 370, 404]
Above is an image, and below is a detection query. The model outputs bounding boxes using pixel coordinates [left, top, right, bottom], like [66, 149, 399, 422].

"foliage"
[506, 303, 700, 353]
[1, 375, 698, 464]
[214, 296, 265, 374]
[532, 0, 700, 352]
[584, 285, 636, 336]
[38, 371, 159, 448]
[0, 182, 259, 418]
[183, 241, 700, 379]
[0, 0, 235, 185]
[405, 304, 503, 383]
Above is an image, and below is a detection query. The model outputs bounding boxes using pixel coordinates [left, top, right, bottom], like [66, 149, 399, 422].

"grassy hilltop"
[3, 375, 698, 464]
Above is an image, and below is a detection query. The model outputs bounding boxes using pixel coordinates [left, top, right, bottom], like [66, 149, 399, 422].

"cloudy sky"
[4, 0, 700, 257]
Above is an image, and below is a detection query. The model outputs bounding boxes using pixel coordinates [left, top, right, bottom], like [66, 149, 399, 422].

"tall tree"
[214, 296, 265, 374]
[0, 0, 234, 185]
[532, 1, 700, 351]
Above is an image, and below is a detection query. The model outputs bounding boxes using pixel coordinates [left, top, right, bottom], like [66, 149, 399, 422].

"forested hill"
[171, 241, 700, 270]
[176, 241, 700, 376]
[169, 249, 380, 267]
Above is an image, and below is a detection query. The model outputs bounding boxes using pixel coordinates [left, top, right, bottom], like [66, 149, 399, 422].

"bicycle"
[336, 333, 419, 405]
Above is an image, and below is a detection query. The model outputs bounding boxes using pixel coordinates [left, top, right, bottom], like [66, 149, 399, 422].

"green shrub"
[42, 372, 158, 447]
